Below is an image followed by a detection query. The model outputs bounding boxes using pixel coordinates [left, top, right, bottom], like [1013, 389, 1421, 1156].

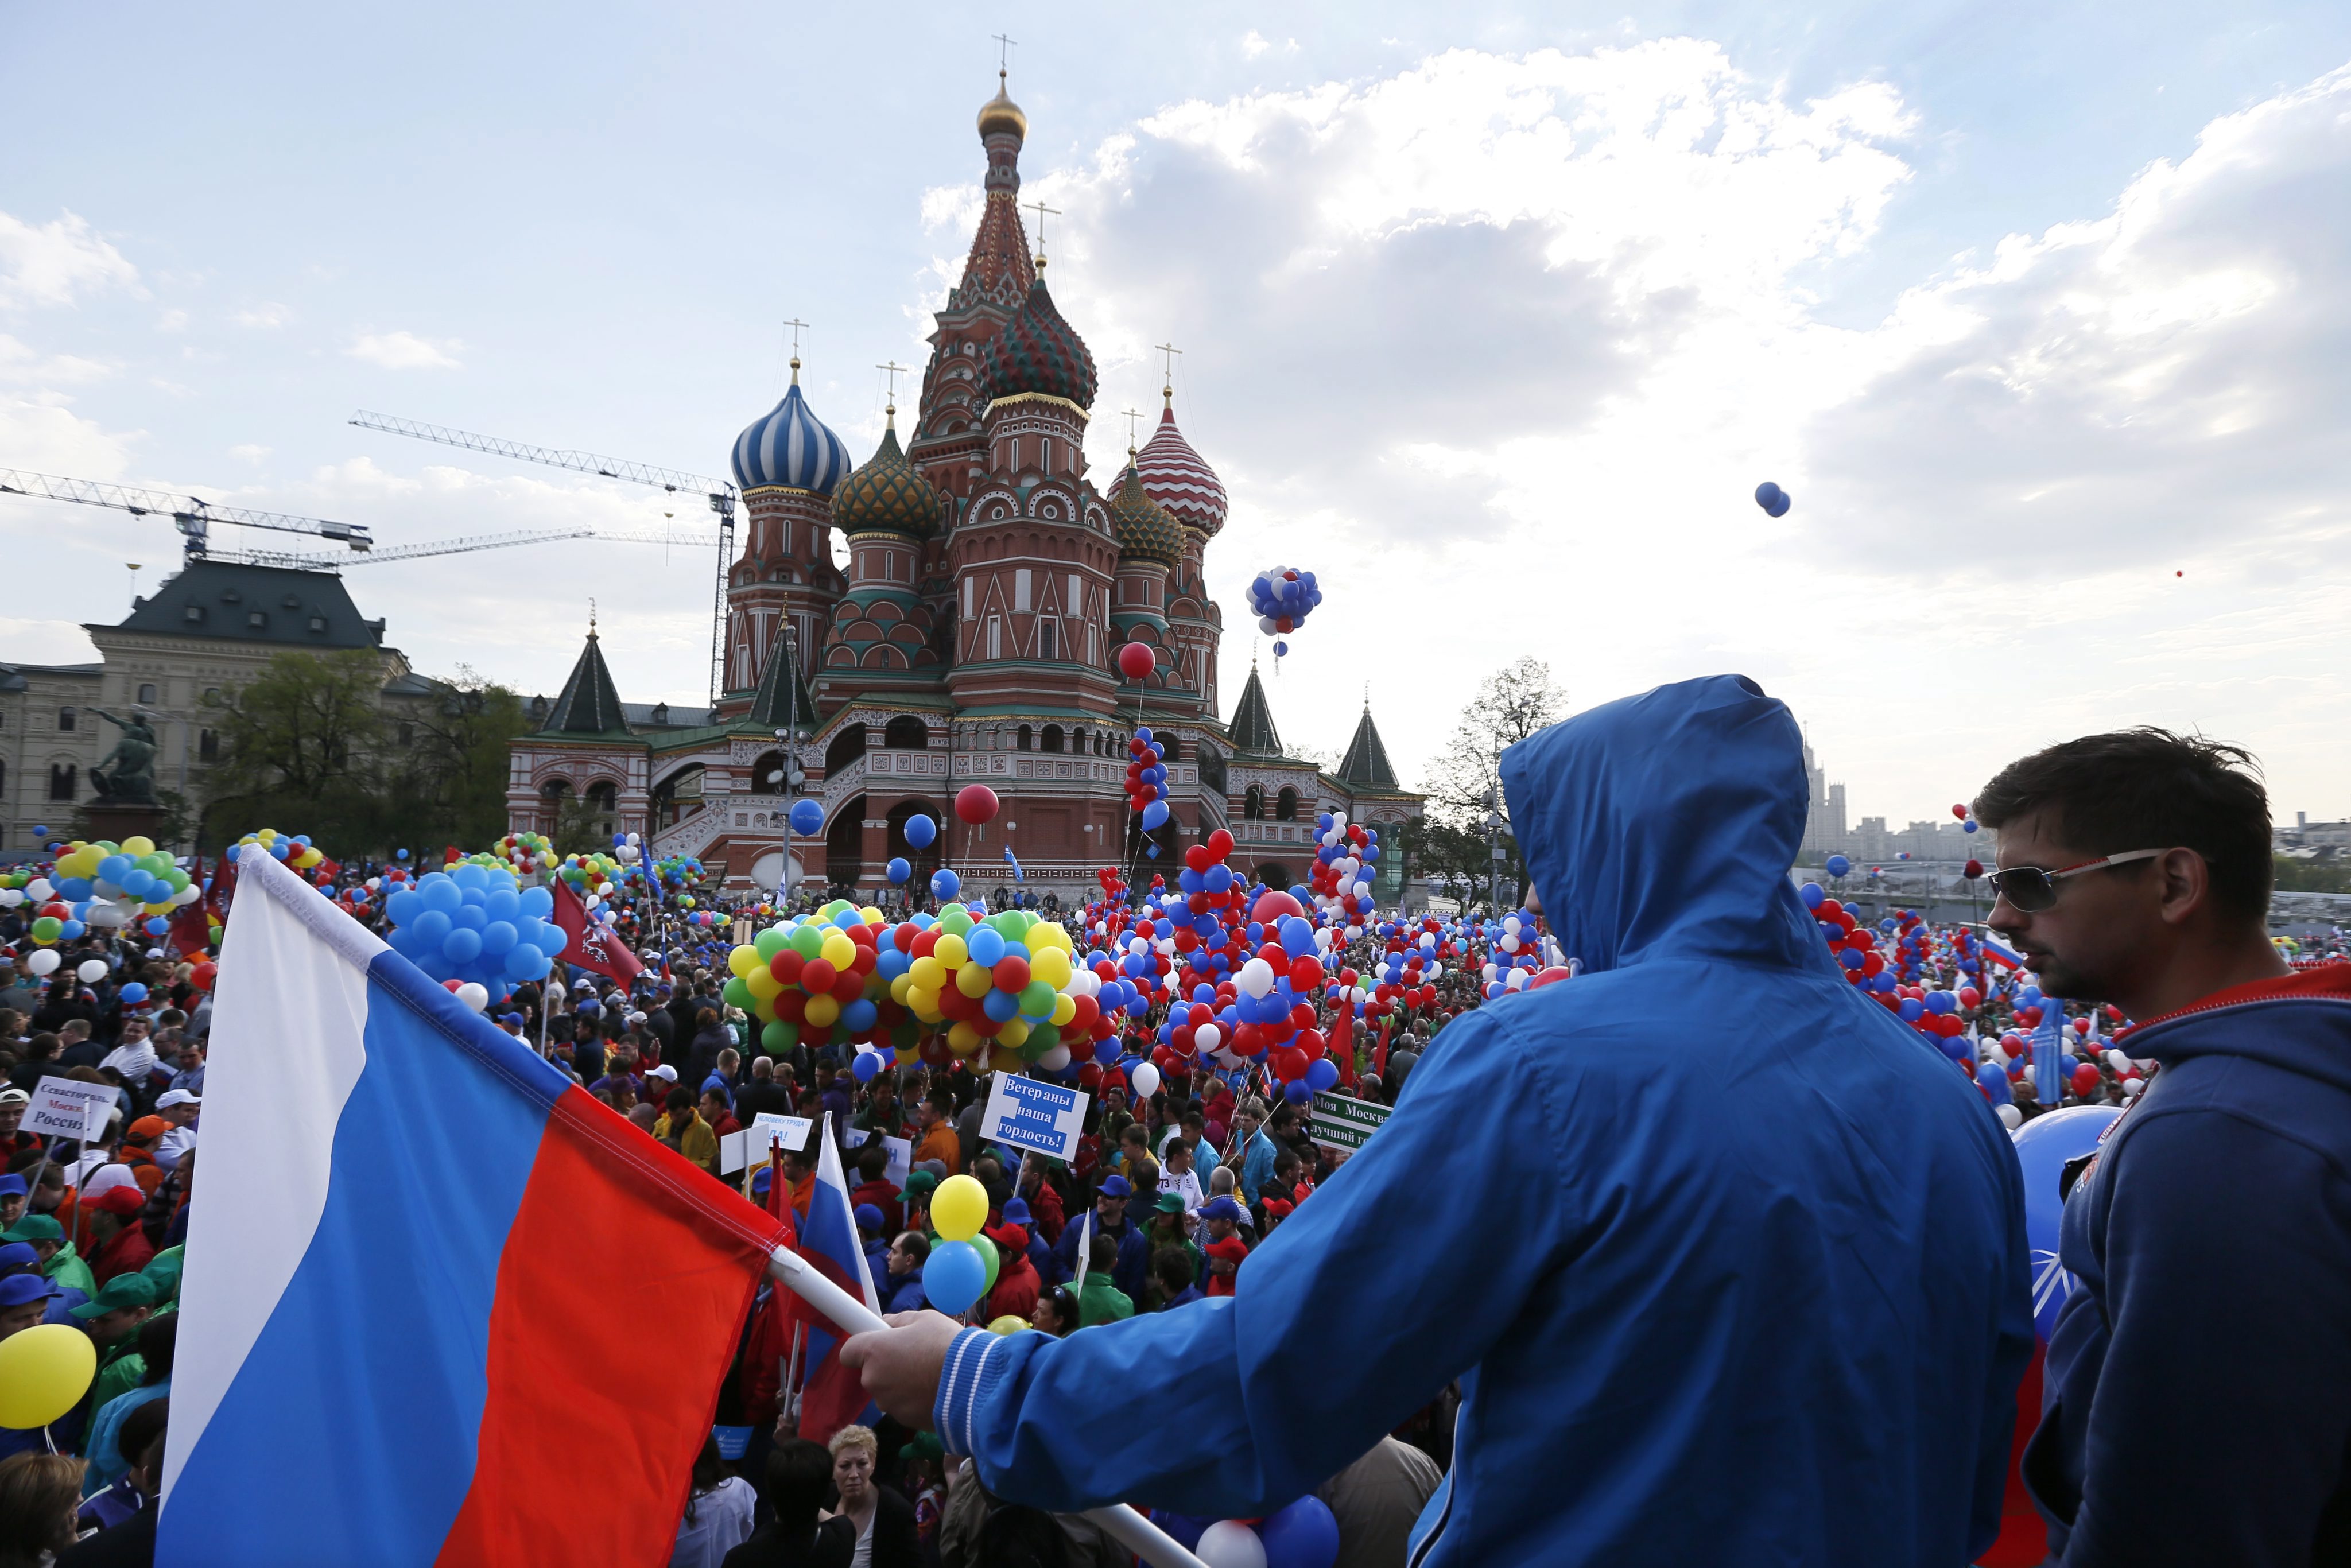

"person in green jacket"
[1076, 1231, 1132, 1327]
[74, 1273, 157, 1410]
[2, 1214, 95, 1298]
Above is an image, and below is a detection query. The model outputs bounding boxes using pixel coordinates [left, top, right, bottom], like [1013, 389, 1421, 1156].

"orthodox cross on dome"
[1025, 199, 1060, 269]
[783, 317, 809, 383]
[588, 597, 598, 636]
[992, 32, 1017, 72]
[1154, 341, 1182, 404]
[876, 359, 909, 419]
[1121, 406, 1145, 451]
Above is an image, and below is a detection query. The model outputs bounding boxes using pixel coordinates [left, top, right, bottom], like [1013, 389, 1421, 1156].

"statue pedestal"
[83, 801, 168, 848]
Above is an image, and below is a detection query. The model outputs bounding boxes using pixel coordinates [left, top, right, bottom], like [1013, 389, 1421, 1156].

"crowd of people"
[0, 704, 2346, 1566]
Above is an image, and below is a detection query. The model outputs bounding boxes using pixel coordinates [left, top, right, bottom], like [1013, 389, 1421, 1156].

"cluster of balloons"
[921, 1174, 994, 1317]
[894, 904, 1087, 1072]
[884, 811, 938, 888]
[1246, 565, 1322, 639]
[381, 864, 567, 1009]
[490, 831, 560, 880]
[6, 835, 199, 954]
[725, 902, 905, 1057]
[1125, 725, 1173, 842]
[1153, 1497, 1341, 1568]
[1302, 809, 1380, 936]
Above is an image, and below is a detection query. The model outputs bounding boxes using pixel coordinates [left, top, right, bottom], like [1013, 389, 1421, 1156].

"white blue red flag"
[784, 1113, 883, 1443]
[159, 845, 786, 1564]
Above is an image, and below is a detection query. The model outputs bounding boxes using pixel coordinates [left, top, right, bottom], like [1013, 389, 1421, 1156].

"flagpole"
[763, 1245, 1205, 1568]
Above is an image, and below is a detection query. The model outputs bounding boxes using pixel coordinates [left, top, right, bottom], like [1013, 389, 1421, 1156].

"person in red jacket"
[83, 1186, 154, 1288]
[848, 1142, 902, 1236]
[1015, 1158, 1065, 1247]
[982, 1222, 1039, 1322]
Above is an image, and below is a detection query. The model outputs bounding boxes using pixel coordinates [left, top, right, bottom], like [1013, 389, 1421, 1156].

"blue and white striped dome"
[731, 375, 852, 495]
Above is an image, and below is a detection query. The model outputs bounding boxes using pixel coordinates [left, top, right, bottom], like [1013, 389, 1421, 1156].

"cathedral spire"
[955, 66, 1037, 311]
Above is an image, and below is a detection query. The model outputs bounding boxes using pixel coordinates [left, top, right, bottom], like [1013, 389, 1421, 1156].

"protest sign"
[879, 1134, 913, 1188]
[1308, 1090, 1391, 1154]
[980, 1073, 1087, 1163]
[752, 1113, 814, 1153]
[28, 1077, 109, 1142]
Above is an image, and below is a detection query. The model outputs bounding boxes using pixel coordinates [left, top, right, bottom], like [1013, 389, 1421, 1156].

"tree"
[383, 668, 529, 855]
[1419, 657, 1566, 909]
[199, 650, 392, 852]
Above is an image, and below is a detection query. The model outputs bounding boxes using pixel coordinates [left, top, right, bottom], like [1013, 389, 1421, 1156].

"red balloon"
[1116, 642, 1157, 680]
[1528, 966, 1573, 989]
[2071, 1062, 2102, 1095]
[1207, 829, 1235, 857]
[1251, 890, 1305, 923]
[955, 784, 999, 825]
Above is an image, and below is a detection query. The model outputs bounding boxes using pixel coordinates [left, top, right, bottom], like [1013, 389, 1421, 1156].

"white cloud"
[348, 329, 464, 370]
[228, 443, 270, 463]
[0, 393, 138, 477]
[973, 44, 2351, 820]
[0, 210, 139, 311]
[233, 302, 291, 328]
[1239, 32, 1295, 59]
[155, 309, 188, 333]
[0, 335, 111, 386]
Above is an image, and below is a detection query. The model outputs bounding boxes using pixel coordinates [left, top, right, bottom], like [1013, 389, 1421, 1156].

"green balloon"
[30, 917, 60, 942]
[1018, 980, 1056, 1017]
[1027, 1022, 1061, 1052]
[723, 976, 754, 1011]
[788, 925, 825, 958]
[980, 1231, 1003, 1294]
[762, 1019, 799, 1053]
[754, 926, 789, 960]
[940, 908, 973, 937]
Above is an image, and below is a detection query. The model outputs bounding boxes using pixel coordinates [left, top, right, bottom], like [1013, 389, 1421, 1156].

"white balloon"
[2121, 1077, 2144, 1097]
[0, 889, 20, 908]
[1036, 1044, 1071, 1073]
[1996, 1103, 2023, 1131]
[1194, 1023, 1221, 1052]
[2106, 1049, 2131, 1073]
[1131, 1062, 1162, 1098]
[1237, 957, 1276, 998]
[1196, 1522, 1267, 1568]
[26, 949, 60, 977]
[26, 880, 52, 901]
[76, 960, 108, 983]
[455, 982, 490, 1012]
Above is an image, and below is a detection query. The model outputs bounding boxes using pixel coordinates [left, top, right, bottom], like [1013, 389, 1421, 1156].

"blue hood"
[1499, 673, 1831, 977]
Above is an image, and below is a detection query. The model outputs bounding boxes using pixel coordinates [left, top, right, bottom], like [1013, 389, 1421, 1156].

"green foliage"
[2275, 855, 2351, 895]
[383, 668, 530, 854]
[1417, 657, 1561, 909]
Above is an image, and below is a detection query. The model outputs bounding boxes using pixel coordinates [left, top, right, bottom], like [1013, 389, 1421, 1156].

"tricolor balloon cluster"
[3, 836, 199, 960]
[1126, 725, 1173, 839]
[490, 831, 558, 879]
[1153, 1497, 1341, 1568]
[381, 864, 565, 1011]
[1301, 809, 1380, 933]
[1246, 566, 1322, 641]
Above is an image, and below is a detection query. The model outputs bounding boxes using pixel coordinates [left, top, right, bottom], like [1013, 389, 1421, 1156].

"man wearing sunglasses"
[1975, 728, 2351, 1566]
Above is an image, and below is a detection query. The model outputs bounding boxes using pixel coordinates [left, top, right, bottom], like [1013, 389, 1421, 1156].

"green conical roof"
[1337, 705, 1399, 789]
[542, 630, 630, 735]
[746, 626, 819, 729]
[1228, 663, 1283, 756]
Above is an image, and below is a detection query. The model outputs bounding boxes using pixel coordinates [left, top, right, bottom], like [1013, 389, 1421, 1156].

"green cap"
[143, 1246, 184, 1304]
[2, 1214, 60, 1244]
[1153, 1191, 1186, 1214]
[69, 1272, 157, 1320]
[896, 1170, 937, 1203]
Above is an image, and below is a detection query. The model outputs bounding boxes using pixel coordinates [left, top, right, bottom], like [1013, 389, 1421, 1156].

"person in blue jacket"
[845, 674, 2032, 1566]
[1976, 728, 2351, 1564]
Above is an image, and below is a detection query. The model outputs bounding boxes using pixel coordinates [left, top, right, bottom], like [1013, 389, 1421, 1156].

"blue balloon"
[1799, 881, 1824, 909]
[1258, 1494, 1341, 1568]
[119, 869, 156, 899]
[411, 909, 453, 946]
[143, 918, 169, 937]
[1305, 1058, 1339, 1093]
[886, 856, 912, 884]
[505, 944, 552, 980]
[842, 999, 878, 1032]
[1825, 854, 1851, 879]
[1141, 799, 1171, 831]
[789, 799, 824, 835]
[968, 926, 1007, 965]
[443, 928, 483, 964]
[903, 813, 937, 848]
[924, 1239, 988, 1317]
[852, 1051, 882, 1082]
[118, 981, 148, 1006]
[930, 867, 961, 901]
[1753, 480, 1791, 517]
[2012, 1106, 2122, 1340]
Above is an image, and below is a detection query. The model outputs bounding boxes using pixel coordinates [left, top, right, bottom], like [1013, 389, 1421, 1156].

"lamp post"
[773, 624, 809, 907]
[1483, 786, 1505, 916]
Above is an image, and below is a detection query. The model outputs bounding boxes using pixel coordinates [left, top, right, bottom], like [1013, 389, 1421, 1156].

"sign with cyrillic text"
[1308, 1090, 1391, 1154]
[980, 1073, 1087, 1163]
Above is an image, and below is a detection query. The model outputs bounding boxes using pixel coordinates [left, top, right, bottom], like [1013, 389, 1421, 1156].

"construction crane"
[348, 410, 739, 705]
[0, 468, 716, 573]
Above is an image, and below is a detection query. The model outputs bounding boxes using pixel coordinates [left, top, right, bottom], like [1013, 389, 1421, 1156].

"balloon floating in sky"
[1754, 481, 1791, 518]
[1116, 641, 1157, 681]
[1247, 566, 1321, 637]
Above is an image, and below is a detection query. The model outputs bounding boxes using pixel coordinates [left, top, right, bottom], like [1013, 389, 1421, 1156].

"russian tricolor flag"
[780, 1118, 882, 1445]
[160, 844, 787, 1565]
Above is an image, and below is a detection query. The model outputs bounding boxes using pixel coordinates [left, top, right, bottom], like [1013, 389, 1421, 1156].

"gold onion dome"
[978, 70, 1027, 143]
[1108, 455, 1185, 566]
[831, 411, 940, 538]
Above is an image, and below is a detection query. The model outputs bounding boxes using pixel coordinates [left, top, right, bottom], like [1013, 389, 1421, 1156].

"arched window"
[1041, 724, 1063, 754]
[47, 764, 74, 801]
[825, 723, 868, 773]
[1275, 787, 1299, 821]
[1016, 724, 1033, 752]
[1244, 786, 1265, 821]
[748, 751, 786, 794]
[1071, 727, 1087, 755]
[884, 716, 928, 750]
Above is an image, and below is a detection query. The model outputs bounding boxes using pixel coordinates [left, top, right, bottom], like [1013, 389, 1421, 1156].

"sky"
[5, 1, 2350, 826]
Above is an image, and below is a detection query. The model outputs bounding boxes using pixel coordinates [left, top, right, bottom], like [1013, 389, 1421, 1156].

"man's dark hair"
[763, 1438, 835, 1532]
[926, 1089, 954, 1115]
[1272, 1149, 1299, 1179]
[858, 1143, 888, 1181]
[138, 1312, 177, 1385]
[1152, 1245, 1194, 1294]
[895, 1230, 930, 1264]
[1089, 1232, 1118, 1272]
[665, 1087, 692, 1114]
[1973, 728, 2273, 925]
[116, 1397, 168, 1479]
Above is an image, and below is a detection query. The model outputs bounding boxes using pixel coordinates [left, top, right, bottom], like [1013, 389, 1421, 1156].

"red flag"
[552, 879, 645, 987]
[169, 856, 214, 957]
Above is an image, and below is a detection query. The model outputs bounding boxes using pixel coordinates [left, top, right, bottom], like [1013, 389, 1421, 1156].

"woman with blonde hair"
[824, 1426, 918, 1568]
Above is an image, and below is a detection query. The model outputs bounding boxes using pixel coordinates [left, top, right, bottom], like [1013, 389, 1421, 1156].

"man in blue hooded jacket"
[845, 675, 2032, 1565]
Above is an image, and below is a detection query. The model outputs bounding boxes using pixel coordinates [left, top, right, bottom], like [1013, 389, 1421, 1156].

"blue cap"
[751, 1167, 774, 1194]
[0, 1241, 38, 1276]
[1002, 1198, 1032, 1226]
[0, 1272, 52, 1309]
[0, 1175, 24, 1199]
[1200, 1196, 1244, 1223]
[1097, 1174, 1132, 1199]
[854, 1203, 884, 1231]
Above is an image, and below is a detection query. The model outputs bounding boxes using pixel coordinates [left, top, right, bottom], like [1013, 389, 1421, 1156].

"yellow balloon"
[946, 1020, 981, 1054]
[932, 1174, 989, 1242]
[860, 906, 885, 926]
[996, 1018, 1030, 1049]
[121, 836, 156, 856]
[955, 962, 994, 999]
[1050, 993, 1077, 1027]
[909, 956, 945, 991]
[745, 968, 782, 1000]
[907, 986, 941, 1019]
[933, 933, 968, 969]
[987, 1315, 1028, 1336]
[728, 945, 760, 978]
[0, 1323, 96, 1429]
[1030, 948, 1072, 989]
[820, 932, 857, 971]
[889, 974, 914, 1006]
[804, 993, 840, 1028]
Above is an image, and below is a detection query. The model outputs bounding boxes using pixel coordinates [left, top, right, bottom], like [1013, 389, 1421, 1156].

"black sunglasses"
[1984, 849, 2168, 913]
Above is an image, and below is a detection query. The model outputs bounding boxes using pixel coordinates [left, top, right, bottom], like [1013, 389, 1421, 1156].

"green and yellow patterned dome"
[1108, 455, 1185, 566]
[832, 412, 941, 538]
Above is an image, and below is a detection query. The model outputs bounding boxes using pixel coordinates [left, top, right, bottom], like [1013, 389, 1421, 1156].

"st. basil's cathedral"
[505, 73, 1422, 902]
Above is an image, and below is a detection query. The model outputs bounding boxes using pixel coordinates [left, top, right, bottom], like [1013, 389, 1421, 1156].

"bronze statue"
[88, 708, 159, 805]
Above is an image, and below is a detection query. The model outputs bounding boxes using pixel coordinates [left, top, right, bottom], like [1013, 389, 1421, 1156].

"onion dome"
[1107, 455, 1185, 566]
[979, 278, 1097, 410]
[1137, 391, 1228, 537]
[731, 359, 852, 495]
[831, 408, 940, 538]
[977, 69, 1027, 143]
